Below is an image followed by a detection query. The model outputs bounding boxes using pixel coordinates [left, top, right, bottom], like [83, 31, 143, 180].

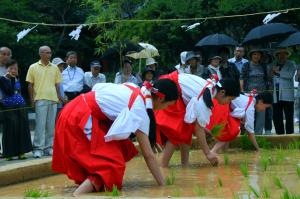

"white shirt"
[228, 57, 248, 73]
[114, 72, 138, 85]
[178, 73, 215, 127]
[230, 94, 255, 134]
[175, 64, 191, 74]
[84, 83, 150, 142]
[62, 66, 85, 92]
[84, 71, 106, 88]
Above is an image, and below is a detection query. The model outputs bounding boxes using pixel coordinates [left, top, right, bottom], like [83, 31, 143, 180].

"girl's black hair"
[255, 91, 273, 104]
[153, 78, 178, 102]
[216, 78, 240, 97]
[5, 59, 17, 68]
[203, 88, 213, 109]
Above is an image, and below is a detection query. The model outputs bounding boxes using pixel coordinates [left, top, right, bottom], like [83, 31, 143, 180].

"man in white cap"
[84, 60, 106, 89]
[174, 51, 190, 74]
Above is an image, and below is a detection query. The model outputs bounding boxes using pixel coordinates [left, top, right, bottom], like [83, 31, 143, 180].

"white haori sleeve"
[104, 99, 150, 142]
[244, 102, 255, 134]
[184, 97, 212, 127]
[230, 94, 248, 119]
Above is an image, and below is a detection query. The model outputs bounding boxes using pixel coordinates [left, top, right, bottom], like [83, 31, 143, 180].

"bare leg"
[180, 144, 190, 167]
[73, 178, 94, 196]
[161, 140, 176, 168]
[211, 141, 227, 153]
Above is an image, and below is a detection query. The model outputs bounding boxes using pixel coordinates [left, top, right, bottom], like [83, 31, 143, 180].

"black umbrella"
[100, 41, 144, 59]
[195, 33, 238, 47]
[242, 23, 298, 45]
[278, 32, 300, 47]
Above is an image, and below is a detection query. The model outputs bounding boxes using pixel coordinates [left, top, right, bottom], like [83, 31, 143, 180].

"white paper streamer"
[263, 13, 281, 24]
[69, 25, 84, 40]
[16, 25, 38, 42]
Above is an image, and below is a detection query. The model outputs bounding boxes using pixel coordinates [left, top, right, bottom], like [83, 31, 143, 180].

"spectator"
[0, 47, 11, 156]
[219, 47, 240, 82]
[142, 66, 155, 83]
[52, 57, 67, 113]
[146, 57, 170, 78]
[0, 59, 32, 160]
[296, 65, 300, 133]
[26, 46, 62, 158]
[174, 51, 190, 74]
[202, 55, 223, 80]
[114, 59, 138, 85]
[62, 51, 85, 101]
[271, 48, 297, 134]
[228, 46, 248, 73]
[84, 60, 106, 89]
[185, 51, 205, 77]
[240, 49, 271, 135]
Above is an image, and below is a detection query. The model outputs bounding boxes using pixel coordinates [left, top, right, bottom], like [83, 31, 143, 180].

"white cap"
[180, 51, 187, 64]
[146, 58, 157, 66]
[52, 57, 65, 66]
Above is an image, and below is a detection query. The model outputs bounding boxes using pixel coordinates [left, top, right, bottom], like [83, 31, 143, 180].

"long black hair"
[203, 78, 240, 109]
[152, 78, 179, 102]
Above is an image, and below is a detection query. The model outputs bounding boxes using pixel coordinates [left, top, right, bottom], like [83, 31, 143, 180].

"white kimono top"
[230, 94, 255, 134]
[178, 73, 216, 127]
[84, 83, 150, 142]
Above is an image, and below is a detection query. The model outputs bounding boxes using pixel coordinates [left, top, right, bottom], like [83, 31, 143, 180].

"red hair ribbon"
[251, 89, 257, 96]
[210, 74, 219, 83]
[143, 81, 165, 99]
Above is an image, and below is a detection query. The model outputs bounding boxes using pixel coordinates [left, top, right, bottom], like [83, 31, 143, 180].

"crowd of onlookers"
[0, 44, 299, 161]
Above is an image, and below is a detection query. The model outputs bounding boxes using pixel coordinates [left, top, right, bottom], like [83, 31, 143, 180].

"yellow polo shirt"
[26, 60, 61, 102]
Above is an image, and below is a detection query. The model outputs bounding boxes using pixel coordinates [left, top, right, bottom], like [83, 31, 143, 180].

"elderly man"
[114, 59, 138, 84]
[62, 51, 85, 101]
[271, 48, 297, 134]
[26, 46, 63, 158]
[185, 51, 205, 77]
[84, 60, 106, 89]
[228, 46, 248, 74]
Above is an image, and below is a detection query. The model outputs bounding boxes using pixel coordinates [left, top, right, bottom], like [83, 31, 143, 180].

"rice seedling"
[224, 154, 229, 166]
[218, 177, 223, 188]
[24, 188, 50, 198]
[240, 162, 249, 178]
[260, 155, 271, 171]
[211, 123, 225, 137]
[104, 185, 120, 197]
[249, 185, 260, 198]
[282, 188, 300, 199]
[296, 165, 300, 179]
[232, 193, 241, 199]
[173, 188, 181, 197]
[274, 147, 285, 164]
[166, 169, 176, 185]
[193, 186, 206, 197]
[273, 176, 284, 189]
[262, 187, 270, 198]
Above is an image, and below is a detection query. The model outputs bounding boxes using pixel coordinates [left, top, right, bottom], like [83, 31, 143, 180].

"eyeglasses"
[42, 51, 52, 54]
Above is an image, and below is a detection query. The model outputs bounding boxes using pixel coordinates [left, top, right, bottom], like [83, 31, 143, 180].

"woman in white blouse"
[155, 71, 241, 168]
[52, 79, 178, 195]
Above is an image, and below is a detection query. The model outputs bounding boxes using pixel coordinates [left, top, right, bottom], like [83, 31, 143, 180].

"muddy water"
[0, 149, 299, 198]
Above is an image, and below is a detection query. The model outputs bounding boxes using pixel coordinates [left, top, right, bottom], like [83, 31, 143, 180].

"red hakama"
[52, 91, 139, 191]
[206, 97, 253, 142]
[155, 71, 195, 145]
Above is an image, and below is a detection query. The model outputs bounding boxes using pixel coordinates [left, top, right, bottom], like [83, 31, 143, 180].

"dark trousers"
[265, 107, 273, 131]
[273, 101, 294, 134]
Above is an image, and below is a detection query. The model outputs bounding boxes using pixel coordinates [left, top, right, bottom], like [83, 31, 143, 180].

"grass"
[287, 141, 300, 150]
[282, 189, 300, 199]
[240, 134, 272, 150]
[240, 162, 249, 178]
[262, 187, 270, 198]
[249, 185, 260, 198]
[166, 169, 176, 185]
[24, 188, 50, 198]
[218, 177, 223, 188]
[224, 154, 229, 166]
[104, 185, 120, 197]
[193, 186, 206, 197]
[273, 176, 285, 189]
[297, 165, 300, 179]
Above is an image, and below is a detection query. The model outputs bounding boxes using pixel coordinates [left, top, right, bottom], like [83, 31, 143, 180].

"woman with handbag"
[0, 59, 32, 160]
